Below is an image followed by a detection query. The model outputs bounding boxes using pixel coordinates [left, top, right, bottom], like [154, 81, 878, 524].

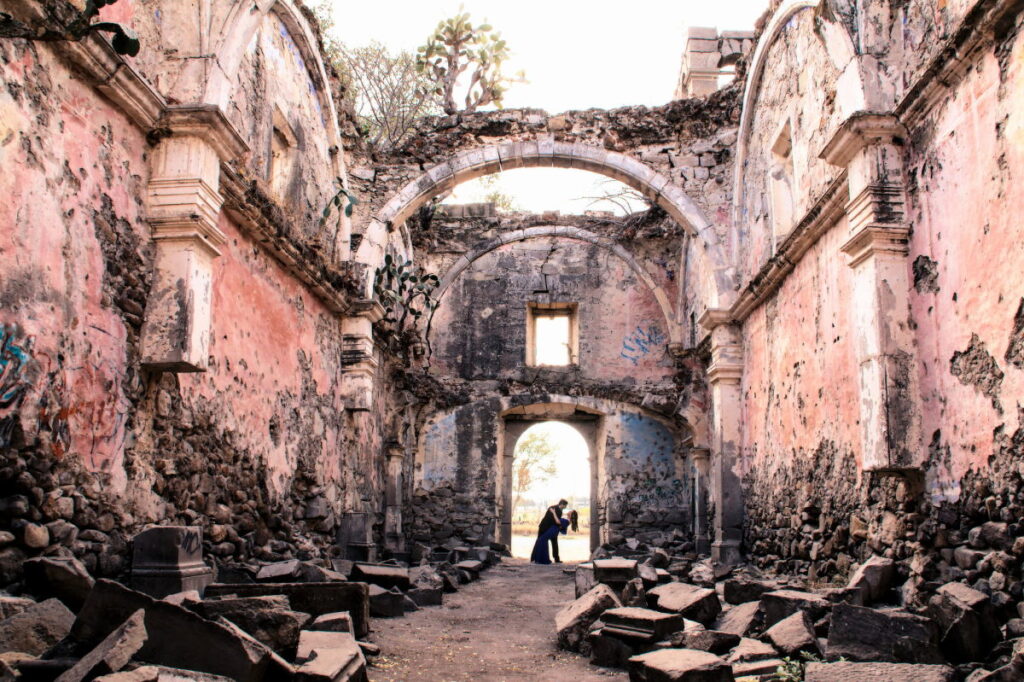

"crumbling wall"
[225, 9, 341, 246]
[411, 395, 690, 547]
[736, 8, 845, 281]
[348, 93, 741, 253]
[737, 2, 1024, 615]
[0, 8, 396, 587]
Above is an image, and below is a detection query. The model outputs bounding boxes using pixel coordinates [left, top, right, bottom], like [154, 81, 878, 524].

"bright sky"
[326, 0, 769, 212]
[516, 421, 590, 503]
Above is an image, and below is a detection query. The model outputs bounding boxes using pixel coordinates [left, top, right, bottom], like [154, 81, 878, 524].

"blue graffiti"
[0, 324, 35, 447]
[620, 324, 667, 365]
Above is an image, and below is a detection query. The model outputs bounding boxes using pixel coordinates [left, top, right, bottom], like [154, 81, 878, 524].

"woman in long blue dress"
[531, 516, 569, 564]
[531, 510, 577, 564]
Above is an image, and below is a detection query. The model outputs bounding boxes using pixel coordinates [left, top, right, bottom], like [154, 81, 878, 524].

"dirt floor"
[366, 558, 628, 681]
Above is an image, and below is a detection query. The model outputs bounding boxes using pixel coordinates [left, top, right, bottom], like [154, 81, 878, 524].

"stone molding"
[840, 225, 911, 269]
[819, 112, 907, 168]
[156, 106, 250, 163]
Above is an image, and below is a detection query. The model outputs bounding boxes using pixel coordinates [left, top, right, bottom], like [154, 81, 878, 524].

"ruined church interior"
[1, 0, 1024, 679]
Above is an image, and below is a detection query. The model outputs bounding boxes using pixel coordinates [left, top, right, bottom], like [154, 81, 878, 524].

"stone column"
[822, 113, 921, 471]
[699, 309, 744, 566]
[691, 447, 711, 555]
[340, 300, 385, 411]
[384, 441, 405, 553]
[140, 106, 247, 372]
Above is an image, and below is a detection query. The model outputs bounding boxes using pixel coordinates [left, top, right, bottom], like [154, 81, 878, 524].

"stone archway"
[355, 141, 737, 311]
[499, 403, 604, 553]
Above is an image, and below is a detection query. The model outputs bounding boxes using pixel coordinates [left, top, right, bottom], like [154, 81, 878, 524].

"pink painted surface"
[0, 40, 145, 481]
[740, 217, 862, 474]
[906, 48, 1024, 499]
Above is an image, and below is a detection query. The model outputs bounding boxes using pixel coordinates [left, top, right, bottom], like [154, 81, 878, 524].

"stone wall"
[0, 0, 401, 588]
[732, 0, 1024, 614]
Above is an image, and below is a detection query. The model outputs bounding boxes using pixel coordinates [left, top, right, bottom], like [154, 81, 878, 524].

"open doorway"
[508, 421, 591, 561]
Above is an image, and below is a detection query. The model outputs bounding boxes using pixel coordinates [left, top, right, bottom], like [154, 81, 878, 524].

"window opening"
[527, 303, 578, 367]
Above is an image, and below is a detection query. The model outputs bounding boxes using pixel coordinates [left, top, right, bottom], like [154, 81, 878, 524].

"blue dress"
[531, 518, 569, 564]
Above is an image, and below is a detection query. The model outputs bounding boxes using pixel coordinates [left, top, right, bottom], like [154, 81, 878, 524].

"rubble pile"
[0, 525, 506, 680]
[556, 535, 1024, 680]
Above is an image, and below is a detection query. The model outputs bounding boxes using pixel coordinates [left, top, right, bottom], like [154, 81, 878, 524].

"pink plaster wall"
[905, 45, 1024, 499]
[0, 37, 147, 481]
[740, 216, 862, 472]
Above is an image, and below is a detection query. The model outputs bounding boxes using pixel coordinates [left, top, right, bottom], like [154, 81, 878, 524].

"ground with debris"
[367, 559, 626, 681]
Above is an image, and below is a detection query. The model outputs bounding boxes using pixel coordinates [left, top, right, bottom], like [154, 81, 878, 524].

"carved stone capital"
[841, 225, 911, 268]
[820, 112, 907, 168]
[156, 105, 249, 163]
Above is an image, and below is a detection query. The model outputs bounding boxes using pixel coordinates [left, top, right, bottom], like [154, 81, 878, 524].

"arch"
[202, 0, 346, 177]
[356, 141, 737, 309]
[434, 225, 681, 343]
[732, 0, 864, 256]
[502, 407, 599, 553]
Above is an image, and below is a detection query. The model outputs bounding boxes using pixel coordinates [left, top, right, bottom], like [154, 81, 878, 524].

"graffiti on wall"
[0, 324, 35, 447]
[620, 325, 667, 366]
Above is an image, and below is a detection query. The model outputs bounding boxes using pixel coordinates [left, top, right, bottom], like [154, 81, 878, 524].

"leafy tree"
[313, 3, 440, 150]
[416, 9, 522, 115]
[513, 431, 558, 516]
[0, 0, 139, 56]
[341, 42, 441, 150]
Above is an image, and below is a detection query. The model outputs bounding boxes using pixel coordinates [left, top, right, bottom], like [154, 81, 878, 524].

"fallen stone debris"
[554, 533, 1024, 681]
[0, 525, 507, 680]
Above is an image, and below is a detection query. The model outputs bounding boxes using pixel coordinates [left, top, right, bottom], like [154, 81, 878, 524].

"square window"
[527, 304, 578, 367]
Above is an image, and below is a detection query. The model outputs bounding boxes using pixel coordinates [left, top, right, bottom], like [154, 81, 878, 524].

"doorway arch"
[500, 405, 603, 553]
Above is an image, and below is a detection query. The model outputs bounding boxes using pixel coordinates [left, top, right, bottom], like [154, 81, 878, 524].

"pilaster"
[698, 309, 744, 566]
[140, 107, 248, 372]
[384, 441, 406, 552]
[822, 113, 922, 471]
[340, 300, 385, 411]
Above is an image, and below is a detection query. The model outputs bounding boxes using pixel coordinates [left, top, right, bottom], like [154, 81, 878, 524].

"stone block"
[670, 630, 740, 655]
[350, 563, 410, 591]
[804, 661, 955, 681]
[726, 637, 776, 663]
[294, 630, 367, 682]
[256, 561, 302, 582]
[131, 527, 213, 599]
[453, 560, 484, 579]
[758, 590, 830, 628]
[722, 577, 775, 605]
[308, 612, 353, 633]
[203, 582, 370, 638]
[732, 659, 784, 677]
[763, 611, 817, 656]
[594, 558, 639, 584]
[648, 583, 722, 626]
[368, 585, 404, 618]
[713, 601, 760, 637]
[927, 582, 1001, 662]
[23, 556, 96, 611]
[576, 563, 597, 598]
[198, 595, 311, 655]
[94, 667, 233, 681]
[826, 603, 942, 663]
[602, 606, 685, 643]
[556, 584, 622, 652]
[0, 597, 75, 655]
[628, 648, 734, 681]
[590, 630, 636, 667]
[847, 555, 895, 603]
[55, 609, 147, 682]
[0, 595, 37, 620]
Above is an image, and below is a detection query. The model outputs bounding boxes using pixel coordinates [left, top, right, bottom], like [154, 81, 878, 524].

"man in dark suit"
[537, 499, 568, 563]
